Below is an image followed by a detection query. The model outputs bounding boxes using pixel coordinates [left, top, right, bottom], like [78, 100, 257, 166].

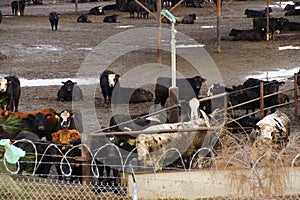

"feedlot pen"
[1, 78, 300, 199]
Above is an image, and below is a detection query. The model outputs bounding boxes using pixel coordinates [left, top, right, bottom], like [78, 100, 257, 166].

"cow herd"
[229, 4, 300, 41]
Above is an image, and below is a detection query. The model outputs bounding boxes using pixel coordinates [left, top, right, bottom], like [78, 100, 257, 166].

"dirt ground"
[0, 0, 300, 133]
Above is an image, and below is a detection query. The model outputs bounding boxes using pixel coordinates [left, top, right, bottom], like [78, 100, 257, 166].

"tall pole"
[216, 0, 221, 53]
[157, 0, 162, 64]
[171, 22, 176, 88]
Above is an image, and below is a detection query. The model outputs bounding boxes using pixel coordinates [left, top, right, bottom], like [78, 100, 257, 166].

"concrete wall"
[127, 167, 300, 199]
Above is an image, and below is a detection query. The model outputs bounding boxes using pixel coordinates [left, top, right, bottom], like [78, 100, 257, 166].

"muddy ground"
[0, 0, 300, 133]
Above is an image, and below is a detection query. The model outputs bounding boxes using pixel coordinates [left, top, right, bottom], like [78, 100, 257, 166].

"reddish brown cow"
[51, 129, 81, 145]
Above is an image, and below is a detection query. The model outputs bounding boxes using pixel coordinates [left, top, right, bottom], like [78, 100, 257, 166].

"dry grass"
[191, 116, 300, 198]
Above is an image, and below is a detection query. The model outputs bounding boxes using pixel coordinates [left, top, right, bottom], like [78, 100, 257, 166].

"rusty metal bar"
[90, 126, 221, 137]
[260, 82, 264, 117]
[294, 73, 298, 118]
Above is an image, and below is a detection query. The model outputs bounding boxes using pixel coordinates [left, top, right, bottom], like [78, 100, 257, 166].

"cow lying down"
[250, 111, 290, 147]
[129, 109, 214, 170]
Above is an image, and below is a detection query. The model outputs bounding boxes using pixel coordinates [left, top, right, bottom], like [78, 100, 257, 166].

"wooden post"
[224, 92, 228, 118]
[75, 0, 78, 14]
[81, 133, 93, 185]
[167, 87, 179, 123]
[216, 0, 221, 53]
[260, 82, 264, 117]
[294, 73, 298, 118]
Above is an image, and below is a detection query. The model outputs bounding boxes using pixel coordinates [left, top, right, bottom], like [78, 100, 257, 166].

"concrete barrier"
[127, 167, 300, 199]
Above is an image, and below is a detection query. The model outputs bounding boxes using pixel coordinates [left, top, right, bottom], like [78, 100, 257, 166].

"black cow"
[77, 14, 91, 23]
[55, 139, 82, 183]
[57, 80, 83, 101]
[49, 12, 60, 31]
[0, 75, 21, 112]
[14, 131, 58, 178]
[103, 4, 117, 11]
[229, 28, 267, 41]
[100, 70, 120, 104]
[242, 78, 285, 116]
[253, 17, 288, 34]
[154, 76, 206, 106]
[182, 13, 197, 24]
[226, 116, 261, 134]
[284, 4, 295, 11]
[22, 112, 53, 139]
[0, 9, 2, 24]
[57, 110, 83, 133]
[205, 83, 247, 114]
[282, 22, 300, 31]
[244, 7, 272, 18]
[89, 6, 105, 15]
[285, 8, 300, 16]
[124, 1, 142, 18]
[103, 14, 119, 23]
[11, 0, 25, 16]
[111, 84, 153, 104]
[296, 69, 300, 90]
[140, 1, 157, 19]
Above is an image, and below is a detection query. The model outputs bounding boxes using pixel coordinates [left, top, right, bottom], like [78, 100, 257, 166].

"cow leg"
[14, 98, 19, 112]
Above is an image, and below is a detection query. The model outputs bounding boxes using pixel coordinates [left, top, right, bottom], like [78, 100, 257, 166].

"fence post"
[81, 133, 93, 185]
[294, 73, 298, 118]
[224, 92, 228, 118]
[260, 82, 264, 117]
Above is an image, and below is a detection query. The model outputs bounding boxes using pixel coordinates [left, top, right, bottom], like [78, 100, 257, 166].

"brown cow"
[51, 129, 81, 145]
[0, 108, 57, 119]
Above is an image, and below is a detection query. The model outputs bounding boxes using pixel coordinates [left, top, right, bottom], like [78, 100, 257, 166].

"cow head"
[62, 80, 76, 92]
[107, 73, 120, 87]
[193, 76, 206, 89]
[52, 129, 81, 145]
[0, 78, 9, 93]
[59, 110, 73, 129]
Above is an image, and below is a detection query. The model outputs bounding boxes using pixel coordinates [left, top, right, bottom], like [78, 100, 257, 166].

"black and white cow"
[57, 80, 83, 101]
[89, 6, 105, 15]
[57, 110, 83, 133]
[103, 14, 119, 23]
[100, 70, 120, 104]
[0, 75, 21, 112]
[244, 7, 272, 18]
[250, 111, 290, 146]
[154, 76, 206, 106]
[49, 12, 60, 31]
[11, 0, 25, 16]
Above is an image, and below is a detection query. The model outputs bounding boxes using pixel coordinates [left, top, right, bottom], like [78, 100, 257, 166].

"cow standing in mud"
[11, 0, 25, 16]
[49, 12, 60, 31]
[100, 70, 120, 104]
[0, 75, 21, 112]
